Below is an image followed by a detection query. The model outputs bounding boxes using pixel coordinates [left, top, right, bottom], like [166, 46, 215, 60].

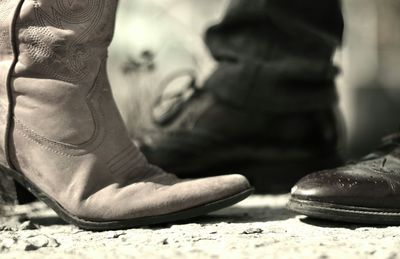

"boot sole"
[287, 197, 400, 225]
[1, 165, 254, 230]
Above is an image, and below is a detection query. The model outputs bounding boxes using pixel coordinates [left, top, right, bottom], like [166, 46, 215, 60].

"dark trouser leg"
[205, 0, 344, 112]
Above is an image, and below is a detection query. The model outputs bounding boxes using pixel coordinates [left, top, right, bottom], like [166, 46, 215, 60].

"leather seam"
[13, 118, 94, 150]
[8, 58, 110, 156]
[9, 59, 109, 151]
[14, 126, 79, 158]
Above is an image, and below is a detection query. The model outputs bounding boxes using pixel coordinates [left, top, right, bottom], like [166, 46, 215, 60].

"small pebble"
[107, 232, 126, 239]
[47, 237, 60, 248]
[27, 235, 50, 248]
[19, 220, 39, 230]
[0, 225, 15, 231]
[24, 243, 40, 251]
[241, 228, 263, 235]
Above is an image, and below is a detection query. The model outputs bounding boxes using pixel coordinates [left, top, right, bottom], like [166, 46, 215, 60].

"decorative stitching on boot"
[107, 145, 135, 168]
[39, 0, 104, 68]
[25, 26, 57, 64]
[14, 126, 80, 158]
[107, 145, 146, 176]
[111, 154, 145, 177]
[27, 0, 106, 83]
[12, 98, 106, 157]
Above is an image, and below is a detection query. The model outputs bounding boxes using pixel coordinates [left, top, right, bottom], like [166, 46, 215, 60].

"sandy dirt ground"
[1, 195, 400, 259]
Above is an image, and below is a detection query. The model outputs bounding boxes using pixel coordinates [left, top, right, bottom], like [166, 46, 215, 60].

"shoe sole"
[287, 197, 400, 225]
[1, 165, 254, 230]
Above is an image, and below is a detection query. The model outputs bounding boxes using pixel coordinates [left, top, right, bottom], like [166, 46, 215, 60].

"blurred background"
[108, 0, 400, 160]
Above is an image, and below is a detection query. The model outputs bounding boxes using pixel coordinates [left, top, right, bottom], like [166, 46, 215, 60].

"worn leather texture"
[1, 0, 250, 221]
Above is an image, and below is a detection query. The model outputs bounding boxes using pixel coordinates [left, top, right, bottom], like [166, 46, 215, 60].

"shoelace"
[355, 132, 400, 163]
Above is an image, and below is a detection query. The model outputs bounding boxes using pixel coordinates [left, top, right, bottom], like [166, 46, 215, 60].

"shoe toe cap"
[291, 166, 400, 209]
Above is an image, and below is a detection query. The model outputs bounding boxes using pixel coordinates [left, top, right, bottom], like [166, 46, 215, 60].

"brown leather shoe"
[288, 133, 400, 225]
[0, 0, 252, 230]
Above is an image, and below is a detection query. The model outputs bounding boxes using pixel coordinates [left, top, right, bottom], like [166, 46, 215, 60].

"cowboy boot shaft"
[14, 0, 118, 145]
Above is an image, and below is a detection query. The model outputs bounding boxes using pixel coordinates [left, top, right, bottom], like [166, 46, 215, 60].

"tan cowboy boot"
[0, 0, 252, 230]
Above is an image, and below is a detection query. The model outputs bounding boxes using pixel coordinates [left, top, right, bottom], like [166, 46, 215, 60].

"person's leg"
[140, 0, 344, 193]
[205, 0, 343, 112]
[0, 0, 251, 226]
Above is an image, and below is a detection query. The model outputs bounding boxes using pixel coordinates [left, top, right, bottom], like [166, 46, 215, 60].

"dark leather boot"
[288, 133, 400, 225]
[0, 0, 253, 229]
[138, 75, 344, 193]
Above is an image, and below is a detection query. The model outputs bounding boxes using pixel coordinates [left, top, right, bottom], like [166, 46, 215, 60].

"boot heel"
[0, 172, 17, 214]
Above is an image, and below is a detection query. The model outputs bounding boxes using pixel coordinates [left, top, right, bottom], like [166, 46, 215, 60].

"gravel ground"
[1, 195, 400, 259]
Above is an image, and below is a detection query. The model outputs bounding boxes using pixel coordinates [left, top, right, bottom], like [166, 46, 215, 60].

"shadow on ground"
[174, 205, 297, 226]
[29, 216, 69, 226]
